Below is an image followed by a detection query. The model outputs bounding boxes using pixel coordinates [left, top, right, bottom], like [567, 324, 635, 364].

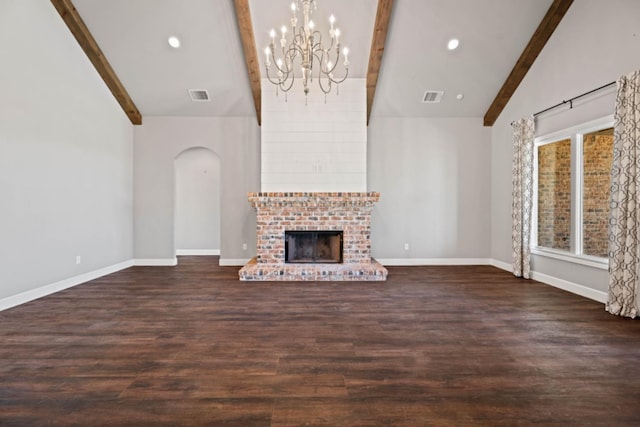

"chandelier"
[263, 0, 349, 102]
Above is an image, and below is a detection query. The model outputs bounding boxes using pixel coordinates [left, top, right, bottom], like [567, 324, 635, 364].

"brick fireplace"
[239, 192, 387, 281]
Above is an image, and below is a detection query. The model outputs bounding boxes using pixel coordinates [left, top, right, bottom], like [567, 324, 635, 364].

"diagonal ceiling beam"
[50, 0, 142, 125]
[483, 0, 574, 127]
[366, 0, 394, 125]
[234, 0, 262, 126]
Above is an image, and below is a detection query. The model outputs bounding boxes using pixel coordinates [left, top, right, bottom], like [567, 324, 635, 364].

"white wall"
[491, 0, 640, 294]
[175, 148, 221, 252]
[0, 0, 133, 302]
[368, 117, 492, 261]
[261, 79, 366, 192]
[134, 117, 260, 264]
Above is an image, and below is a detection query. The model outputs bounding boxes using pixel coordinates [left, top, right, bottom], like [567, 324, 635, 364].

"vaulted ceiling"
[57, 0, 573, 126]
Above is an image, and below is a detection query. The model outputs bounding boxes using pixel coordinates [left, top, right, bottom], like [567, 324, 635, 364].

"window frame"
[531, 115, 614, 270]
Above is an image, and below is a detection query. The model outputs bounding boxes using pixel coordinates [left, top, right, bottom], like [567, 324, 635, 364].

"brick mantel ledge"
[247, 192, 380, 208]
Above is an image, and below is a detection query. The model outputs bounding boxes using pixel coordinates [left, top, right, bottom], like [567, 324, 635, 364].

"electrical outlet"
[404, 243, 409, 251]
[242, 243, 248, 251]
[75, 255, 82, 265]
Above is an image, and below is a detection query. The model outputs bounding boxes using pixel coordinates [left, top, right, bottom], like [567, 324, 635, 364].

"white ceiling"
[72, 0, 554, 120]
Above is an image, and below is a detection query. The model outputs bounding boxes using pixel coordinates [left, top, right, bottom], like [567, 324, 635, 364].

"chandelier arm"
[279, 71, 296, 92]
[312, 50, 328, 76]
[328, 67, 348, 84]
[269, 48, 295, 81]
[283, 46, 300, 72]
[286, 32, 306, 71]
[292, 29, 306, 46]
[295, 29, 309, 60]
[268, 67, 291, 88]
[266, 53, 293, 88]
[264, 65, 297, 92]
[317, 30, 335, 52]
[265, 67, 287, 86]
[328, 47, 341, 74]
[314, 52, 348, 84]
[278, 47, 291, 72]
[310, 31, 328, 70]
[311, 30, 324, 50]
[289, 43, 305, 61]
[312, 49, 345, 80]
[317, 76, 332, 95]
[282, 33, 303, 64]
[313, 44, 341, 76]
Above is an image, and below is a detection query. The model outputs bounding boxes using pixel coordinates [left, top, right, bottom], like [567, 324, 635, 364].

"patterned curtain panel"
[607, 70, 640, 319]
[511, 117, 535, 279]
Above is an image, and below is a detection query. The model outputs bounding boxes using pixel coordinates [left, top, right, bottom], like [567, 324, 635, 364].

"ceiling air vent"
[188, 89, 210, 102]
[422, 90, 444, 103]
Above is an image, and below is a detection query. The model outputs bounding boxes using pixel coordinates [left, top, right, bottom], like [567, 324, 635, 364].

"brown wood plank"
[483, 0, 574, 127]
[366, 0, 394, 125]
[234, 0, 262, 126]
[2, 256, 640, 425]
[50, 0, 142, 125]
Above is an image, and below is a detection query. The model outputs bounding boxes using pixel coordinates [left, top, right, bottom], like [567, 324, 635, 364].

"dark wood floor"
[1, 257, 639, 426]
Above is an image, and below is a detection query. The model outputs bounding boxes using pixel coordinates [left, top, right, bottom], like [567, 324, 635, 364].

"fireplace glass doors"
[285, 231, 343, 264]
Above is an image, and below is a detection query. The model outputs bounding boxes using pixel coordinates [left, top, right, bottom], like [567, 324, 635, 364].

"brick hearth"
[239, 192, 387, 281]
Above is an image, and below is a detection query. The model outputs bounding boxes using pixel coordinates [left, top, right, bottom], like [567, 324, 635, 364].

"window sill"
[531, 247, 608, 270]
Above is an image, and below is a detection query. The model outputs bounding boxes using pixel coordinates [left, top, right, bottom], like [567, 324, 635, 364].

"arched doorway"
[174, 147, 221, 256]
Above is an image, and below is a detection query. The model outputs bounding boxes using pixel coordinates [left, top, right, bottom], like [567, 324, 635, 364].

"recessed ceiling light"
[447, 38, 459, 50]
[456, 93, 464, 100]
[168, 36, 181, 48]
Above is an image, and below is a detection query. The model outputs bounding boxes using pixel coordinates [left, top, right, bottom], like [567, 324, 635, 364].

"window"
[537, 138, 572, 252]
[532, 116, 614, 268]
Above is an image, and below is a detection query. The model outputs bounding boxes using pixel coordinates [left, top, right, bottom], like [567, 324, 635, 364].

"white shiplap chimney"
[260, 78, 367, 192]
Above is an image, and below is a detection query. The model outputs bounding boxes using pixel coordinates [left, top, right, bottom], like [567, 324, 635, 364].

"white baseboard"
[219, 258, 251, 266]
[0, 260, 134, 312]
[487, 258, 606, 303]
[378, 258, 492, 266]
[531, 271, 607, 303]
[176, 249, 220, 256]
[133, 258, 177, 266]
[490, 259, 512, 272]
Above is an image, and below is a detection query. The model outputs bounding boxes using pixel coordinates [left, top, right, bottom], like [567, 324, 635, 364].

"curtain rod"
[533, 81, 616, 117]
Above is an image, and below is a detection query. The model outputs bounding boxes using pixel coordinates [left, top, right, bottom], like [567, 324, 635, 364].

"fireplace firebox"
[285, 231, 343, 264]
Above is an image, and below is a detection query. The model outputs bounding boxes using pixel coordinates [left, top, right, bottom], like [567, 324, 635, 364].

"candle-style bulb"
[264, 47, 271, 66]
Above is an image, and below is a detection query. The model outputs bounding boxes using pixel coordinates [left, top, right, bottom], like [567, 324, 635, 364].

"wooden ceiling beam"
[50, 0, 142, 125]
[483, 0, 574, 127]
[366, 0, 394, 125]
[234, 0, 261, 126]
